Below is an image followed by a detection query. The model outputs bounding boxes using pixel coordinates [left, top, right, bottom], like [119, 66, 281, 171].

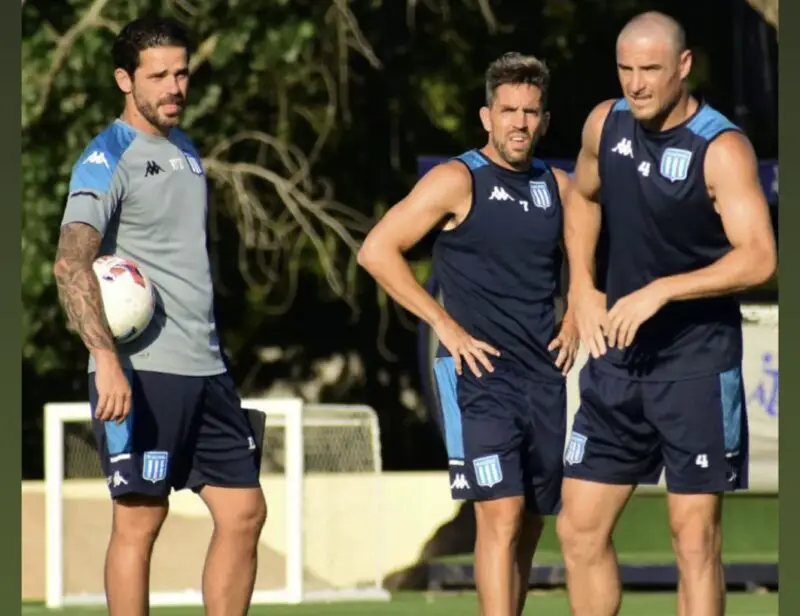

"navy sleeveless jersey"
[432, 149, 564, 382]
[597, 99, 743, 381]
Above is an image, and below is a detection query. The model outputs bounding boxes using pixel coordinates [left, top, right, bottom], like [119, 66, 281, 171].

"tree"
[22, 0, 776, 478]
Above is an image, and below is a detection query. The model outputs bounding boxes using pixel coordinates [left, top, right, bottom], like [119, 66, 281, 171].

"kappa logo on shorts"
[528, 181, 552, 211]
[450, 473, 470, 490]
[659, 147, 693, 182]
[564, 432, 588, 466]
[473, 454, 503, 488]
[142, 451, 169, 483]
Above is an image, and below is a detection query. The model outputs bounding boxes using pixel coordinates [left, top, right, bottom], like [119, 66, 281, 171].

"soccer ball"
[92, 255, 156, 344]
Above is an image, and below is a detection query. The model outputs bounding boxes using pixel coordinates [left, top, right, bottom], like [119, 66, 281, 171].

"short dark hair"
[485, 52, 550, 109]
[112, 15, 192, 75]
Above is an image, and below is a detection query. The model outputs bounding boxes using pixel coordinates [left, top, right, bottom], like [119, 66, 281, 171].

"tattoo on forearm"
[53, 223, 115, 352]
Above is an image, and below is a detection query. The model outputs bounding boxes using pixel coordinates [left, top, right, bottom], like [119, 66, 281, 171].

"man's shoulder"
[684, 104, 741, 145]
[168, 127, 199, 154]
[69, 121, 139, 192]
[74, 121, 139, 170]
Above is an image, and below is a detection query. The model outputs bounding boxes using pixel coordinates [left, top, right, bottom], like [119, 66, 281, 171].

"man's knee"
[556, 509, 607, 564]
[203, 486, 267, 537]
[557, 479, 632, 563]
[669, 494, 722, 570]
[474, 496, 526, 545]
[111, 494, 169, 545]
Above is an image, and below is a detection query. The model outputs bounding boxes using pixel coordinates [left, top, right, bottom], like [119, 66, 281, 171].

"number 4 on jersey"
[638, 161, 651, 177]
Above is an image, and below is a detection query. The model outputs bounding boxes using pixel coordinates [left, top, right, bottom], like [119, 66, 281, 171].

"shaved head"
[615, 12, 692, 125]
[617, 11, 687, 55]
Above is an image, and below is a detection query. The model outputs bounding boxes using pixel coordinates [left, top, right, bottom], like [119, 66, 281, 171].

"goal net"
[43, 398, 391, 608]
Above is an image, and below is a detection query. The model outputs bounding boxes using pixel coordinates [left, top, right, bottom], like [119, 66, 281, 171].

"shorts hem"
[455, 490, 526, 503]
[665, 484, 742, 495]
[563, 470, 639, 486]
[189, 481, 262, 493]
[109, 489, 170, 501]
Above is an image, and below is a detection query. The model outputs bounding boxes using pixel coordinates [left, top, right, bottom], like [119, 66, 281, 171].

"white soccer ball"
[92, 255, 156, 344]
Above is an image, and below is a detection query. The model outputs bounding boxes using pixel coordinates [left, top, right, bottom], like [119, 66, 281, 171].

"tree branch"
[28, 0, 118, 126]
[203, 130, 370, 315]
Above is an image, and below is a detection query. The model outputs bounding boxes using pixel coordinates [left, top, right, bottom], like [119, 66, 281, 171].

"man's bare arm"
[52, 222, 116, 356]
[359, 160, 500, 376]
[563, 100, 614, 293]
[357, 161, 471, 329]
[655, 131, 777, 302]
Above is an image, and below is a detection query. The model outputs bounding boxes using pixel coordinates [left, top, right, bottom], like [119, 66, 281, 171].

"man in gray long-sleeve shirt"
[52, 16, 266, 616]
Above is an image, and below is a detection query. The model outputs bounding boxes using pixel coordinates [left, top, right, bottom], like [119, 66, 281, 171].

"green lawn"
[21, 591, 779, 616]
[24, 495, 776, 615]
[438, 493, 778, 565]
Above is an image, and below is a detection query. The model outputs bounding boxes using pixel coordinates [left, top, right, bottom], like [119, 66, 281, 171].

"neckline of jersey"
[638, 98, 705, 137]
[114, 118, 177, 144]
[473, 149, 538, 178]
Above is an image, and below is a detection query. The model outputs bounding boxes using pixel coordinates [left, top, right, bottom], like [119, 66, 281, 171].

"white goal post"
[44, 398, 391, 608]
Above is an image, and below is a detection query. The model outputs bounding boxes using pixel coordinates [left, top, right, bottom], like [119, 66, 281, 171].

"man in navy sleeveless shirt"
[359, 53, 579, 616]
[557, 13, 776, 616]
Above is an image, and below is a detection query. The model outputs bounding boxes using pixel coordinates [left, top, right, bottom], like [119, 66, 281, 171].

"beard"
[491, 132, 537, 170]
[133, 90, 184, 131]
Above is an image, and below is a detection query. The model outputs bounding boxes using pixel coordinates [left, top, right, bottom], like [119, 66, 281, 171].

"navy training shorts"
[89, 369, 262, 499]
[431, 356, 567, 515]
[563, 359, 749, 494]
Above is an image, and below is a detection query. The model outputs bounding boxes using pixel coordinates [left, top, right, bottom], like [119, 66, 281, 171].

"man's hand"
[548, 316, 580, 375]
[571, 287, 609, 359]
[606, 281, 669, 350]
[434, 318, 501, 378]
[93, 351, 132, 424]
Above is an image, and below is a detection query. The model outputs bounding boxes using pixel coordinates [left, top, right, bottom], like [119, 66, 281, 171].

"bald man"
[556, 12, 776, 616]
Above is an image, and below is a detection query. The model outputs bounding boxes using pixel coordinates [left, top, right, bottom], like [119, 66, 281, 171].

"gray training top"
[61, 118, 226, 377]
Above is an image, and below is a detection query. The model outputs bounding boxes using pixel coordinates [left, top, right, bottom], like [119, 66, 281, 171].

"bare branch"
[203, 128, 370, 315]
[330, 0, 382, 69]
[189, 33, 219, 74]
[28, 0, 119, 126]
[407, 0, 511, 33]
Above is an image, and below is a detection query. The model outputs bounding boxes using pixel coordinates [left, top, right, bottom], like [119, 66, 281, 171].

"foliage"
[22, 0, 778, 478]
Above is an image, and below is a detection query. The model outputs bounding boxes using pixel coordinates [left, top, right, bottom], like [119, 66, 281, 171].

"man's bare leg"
[676, 563, 726, 616]
[515, 511, 544, 615]
[199, 486, 267, 616]
[105, 496, 169, 616]
[668, 493, 725, 616]
[557, 479, 635, 616]
[473, 496, 526, 616]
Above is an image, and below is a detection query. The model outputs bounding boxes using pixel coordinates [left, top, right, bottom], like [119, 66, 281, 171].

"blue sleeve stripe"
[68, 156, 118, 193]
[68, 122, 136, 193]
[169, 128, 198, 156]
[454, 149, 488, 170]
[687, 106, 739, 141]
[612, 98, 630, 112]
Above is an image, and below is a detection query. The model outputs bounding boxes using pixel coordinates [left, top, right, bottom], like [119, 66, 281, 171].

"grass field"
[437, 493, 778, 566]
[22, 591, 779, 615]
[24, 496, 777, 614]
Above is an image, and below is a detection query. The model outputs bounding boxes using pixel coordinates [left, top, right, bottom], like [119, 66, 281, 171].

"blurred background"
[21, 0, 779, 612]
